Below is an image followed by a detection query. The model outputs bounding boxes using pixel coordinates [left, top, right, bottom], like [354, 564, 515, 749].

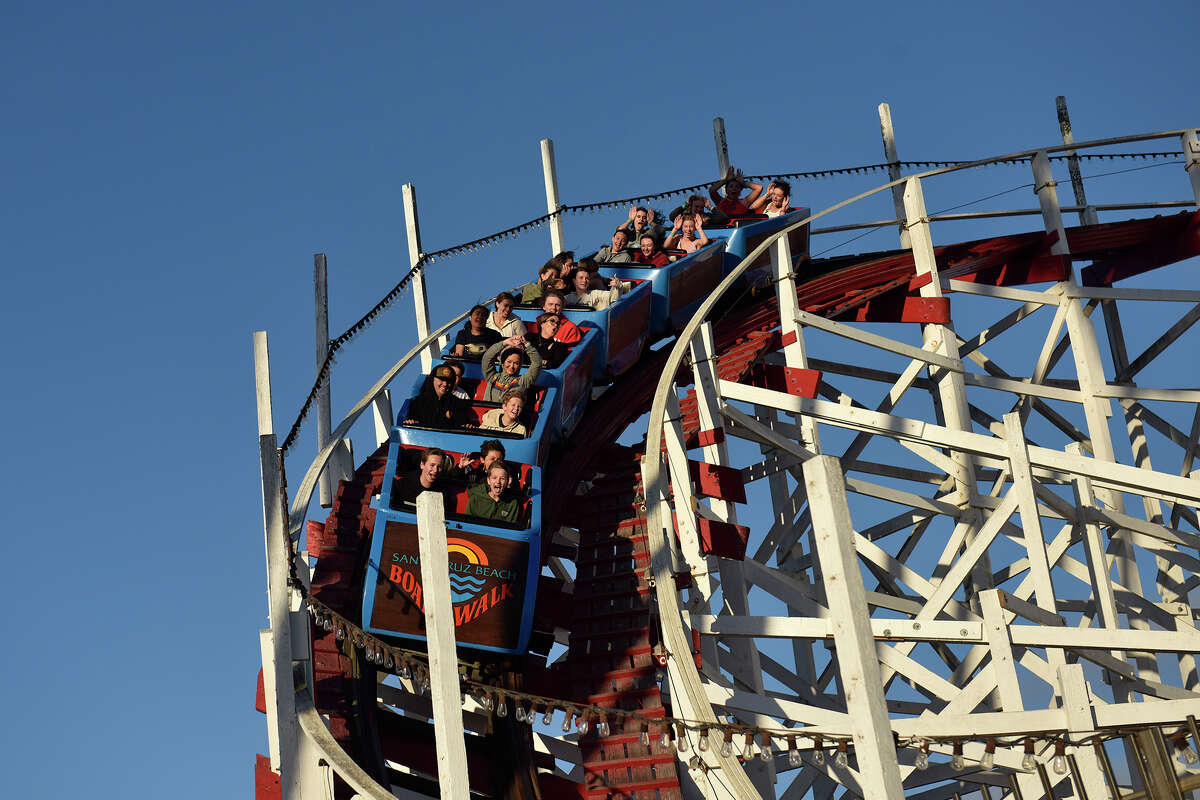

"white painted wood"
[539, 138, 565, 255]
[371, 389, 393, 448]
[663, 392, 713, 601]
[260, 628, 282, 769]
[685, 613, 983, 643]
[414, 492, 469, 800]
[1183, 130, 1200, 207]
[878, 103, 910, 249]
[314, 253, 337, 507]
[804, 455, 904, 798]
[402, 183, 436, 373]
[258, 435, 302, 789]
[1003, 413, 1064, 672]
[716, 383, 1200, 505]
[688, 322, 776, 796]
[1032, 151, 1069, 256]
[712, 117, 730, 178]
[796, 309, 962, 373]
[254, 330, 274, 436]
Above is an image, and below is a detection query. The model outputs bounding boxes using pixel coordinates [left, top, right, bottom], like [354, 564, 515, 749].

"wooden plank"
[415, 492, 470, 800]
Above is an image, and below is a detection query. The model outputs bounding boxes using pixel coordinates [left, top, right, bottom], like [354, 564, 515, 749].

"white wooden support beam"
[663, 392, 714, 602]
[713, 117, 730, 178]
[805, 455, 904, 799]
[1054, 96, 1098, 226]
[253, 330, 303, 789]
[1182, 129, 1200, 208]
[415, 492, 470, 800]
[877, 103, 910, 248]
[1066, 443, 1124, 663]
[903, 177, 978, 509]
[1040, 152, 1164, 689]
[402, 183, 436, 374]
[540, 138, 565, 256]
[772, 231, 821, 452]
[313, 254, 338, 508]
[688, 322, 775, 796]
[371, 389, 393, 449]
[1032, 151, 1069, 257]
[1057, 664, 1115, 800]
[1002, 412, 1065, 671]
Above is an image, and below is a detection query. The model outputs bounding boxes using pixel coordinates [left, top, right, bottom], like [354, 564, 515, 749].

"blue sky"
[3, 2, 1197, 797]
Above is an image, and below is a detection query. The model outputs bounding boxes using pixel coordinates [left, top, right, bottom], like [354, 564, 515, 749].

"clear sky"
[3, 2, 1197, 797]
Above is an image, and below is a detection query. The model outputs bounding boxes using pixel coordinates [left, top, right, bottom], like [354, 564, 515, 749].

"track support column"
[713, 117, 730, 178]
[540, 138, 565, 256]
[805, 455, 904, 799]
[254, 330, 305, 793]
[314, 254, 351, 507]
[416, 492, 470, 800]
[402, 183, 437, 373]
[1183, 129, 1200, 208]
[878, 103, 910, 248]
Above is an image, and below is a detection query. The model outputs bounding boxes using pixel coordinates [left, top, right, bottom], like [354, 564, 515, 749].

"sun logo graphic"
[446, 537, 489, 604]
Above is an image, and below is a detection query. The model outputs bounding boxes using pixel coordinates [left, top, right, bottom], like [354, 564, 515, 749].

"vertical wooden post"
[540, 139, 565, 255]
[314, 254, 337, 507]
[254, 331, 302, 789]
[713, 117, 730, 177]
[877, 103, 910, 248]
[1055, 96, 1098, 225]
[402, 183, 436, 373]
[416, 492, 469, 800]
[1182, 130, 1200, 208]
[805, 455, 904, 799]
[371, 389, 393, 448]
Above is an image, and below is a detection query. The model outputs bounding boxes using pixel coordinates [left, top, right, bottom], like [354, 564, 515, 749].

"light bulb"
[759, 747, 772, 762]
[496, 700, 508, 718]
[788, 748, 803, 767]
[915, 750, 929, 770]
[981, 740, 995, 770]
[742, 733, 755, 758]
[1052, 753, 1068, 774]
[335, 625, 345, 641]
[514, 706, 527, 723]
[563, 715, 573, 733]
[639, 729, 651, 747]
[659, 731, 672, 749]
[1022, 739, 1037, 771]
[525, 707, 535, 726]
[688, 755, 701, 770]
[420, 676, 430, 692]
[481, 693, 494, 711]
[542, 709, 554, 725]
[399, 664, 411, 680]
[835, 749, 848, 768]
[577, 716, 589, 735]
[812, 744, 825, 766]
[676, 727, 688, 752]
[952, 753, 965, 770]
[719, 737, 733, 757]
[697, 731, 708, 751]
[597, 719, 610, 737]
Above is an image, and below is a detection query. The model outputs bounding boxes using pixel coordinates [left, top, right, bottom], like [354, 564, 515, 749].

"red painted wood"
[843, 294, 951, 323]
[745, 362, 821, 398]
[255, 668, 266, 713]
[697, 517, 750, 560]
[687, 460, 747, 503]
[696, 427, 725, 447]
[306, 519, 325, 559]
[1081, 211, 1200, 286]
[254, 754, 281, 800]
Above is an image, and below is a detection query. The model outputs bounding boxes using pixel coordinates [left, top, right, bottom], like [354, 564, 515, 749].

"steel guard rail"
[637, 126, 1199, 799]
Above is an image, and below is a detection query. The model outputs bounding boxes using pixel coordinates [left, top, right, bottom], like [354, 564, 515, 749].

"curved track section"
[267, 128, 1200, 800]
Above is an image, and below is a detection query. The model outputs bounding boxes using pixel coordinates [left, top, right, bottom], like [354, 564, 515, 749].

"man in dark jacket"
[403, 364, 470, 428]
